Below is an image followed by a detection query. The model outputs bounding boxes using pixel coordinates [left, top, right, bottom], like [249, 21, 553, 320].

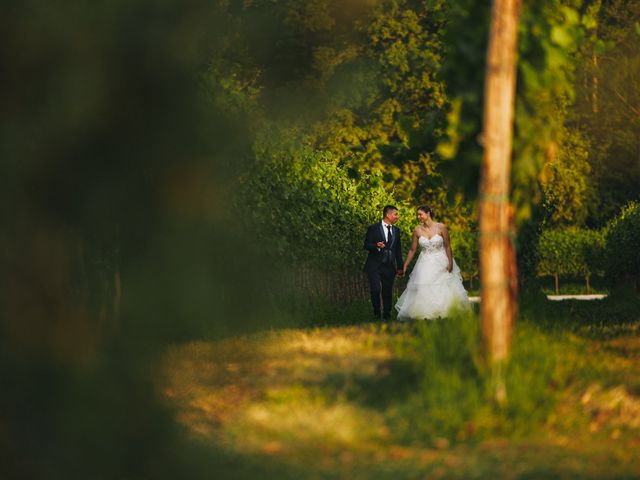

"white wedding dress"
[395, 234, 470, 320]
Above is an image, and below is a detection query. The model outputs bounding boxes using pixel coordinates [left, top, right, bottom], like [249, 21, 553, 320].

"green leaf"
[550, 25, 574, 48]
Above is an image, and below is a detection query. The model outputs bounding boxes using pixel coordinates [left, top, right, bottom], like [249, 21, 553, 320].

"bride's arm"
[402, 228, 420, 273]
[441, 225, 453, 273]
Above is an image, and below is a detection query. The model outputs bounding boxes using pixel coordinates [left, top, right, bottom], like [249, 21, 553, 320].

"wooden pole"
[479, 0, 520, 404]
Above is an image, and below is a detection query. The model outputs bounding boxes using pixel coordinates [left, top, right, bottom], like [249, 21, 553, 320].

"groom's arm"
[363, 225, 380, 252]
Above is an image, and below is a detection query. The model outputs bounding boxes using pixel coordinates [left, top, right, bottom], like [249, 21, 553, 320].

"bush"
[536, 227, 605, 292]
[604, 201, 640, 290]
[237, 146, 418, 303]
[239, 147, 398, 271]
[239, 143, 481, 299]
[450, 229, 479, 288]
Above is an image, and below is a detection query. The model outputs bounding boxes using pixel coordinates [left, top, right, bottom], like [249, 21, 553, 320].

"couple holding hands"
[363, 204, 469, 321]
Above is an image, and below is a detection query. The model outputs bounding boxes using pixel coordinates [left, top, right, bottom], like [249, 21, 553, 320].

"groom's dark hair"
[383, 205, 398, 217]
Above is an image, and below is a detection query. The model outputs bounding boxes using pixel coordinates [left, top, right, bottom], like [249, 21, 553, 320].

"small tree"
[537, 228, 605, 294]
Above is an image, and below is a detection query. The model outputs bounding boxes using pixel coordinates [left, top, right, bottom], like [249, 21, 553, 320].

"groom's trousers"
[366, 263, 396, 319]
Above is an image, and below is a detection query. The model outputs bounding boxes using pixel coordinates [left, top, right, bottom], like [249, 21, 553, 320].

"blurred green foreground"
[0, 2, 265, 478]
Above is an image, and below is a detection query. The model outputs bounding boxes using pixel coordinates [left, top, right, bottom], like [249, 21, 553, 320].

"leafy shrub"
[604, 202, 640, 290]
[537, 227, 605, 291]
[239, 144, 481, 300]
[450, 230, 479, 287]
[239, 147, 400, 271]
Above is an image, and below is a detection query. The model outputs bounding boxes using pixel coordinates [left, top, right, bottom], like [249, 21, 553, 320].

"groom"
[363, 205, 404, 320]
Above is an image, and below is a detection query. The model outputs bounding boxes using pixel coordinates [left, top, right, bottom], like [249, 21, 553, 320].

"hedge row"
[450, 230, 479, 289]
[447, 202, 640, 293]
[536, 227, 605, 293]
[604, 202, 640, 290]
[536, 202, 640, 292]
[242, 145, 638, 297]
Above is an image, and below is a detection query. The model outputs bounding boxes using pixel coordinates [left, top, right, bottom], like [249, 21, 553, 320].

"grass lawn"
[158, 295, 640, 479]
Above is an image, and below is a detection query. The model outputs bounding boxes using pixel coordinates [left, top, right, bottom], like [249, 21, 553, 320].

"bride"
[395, 205, 470, 320]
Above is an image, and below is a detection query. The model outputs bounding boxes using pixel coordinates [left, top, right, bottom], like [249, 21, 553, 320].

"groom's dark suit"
[363, 222, 403, 319]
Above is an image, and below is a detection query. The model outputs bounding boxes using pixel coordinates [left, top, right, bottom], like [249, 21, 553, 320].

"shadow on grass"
[320, 357, 420, 409]
[520, 290, 640, 339]
[160, 295, 640, 479]
[200, 299, 375, 342]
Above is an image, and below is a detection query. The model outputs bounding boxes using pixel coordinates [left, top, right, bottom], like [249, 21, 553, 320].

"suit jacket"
[363, 222, 403, 273]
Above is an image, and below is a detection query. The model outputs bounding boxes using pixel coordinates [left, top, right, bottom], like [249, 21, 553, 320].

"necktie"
[386, 225, 392, 247]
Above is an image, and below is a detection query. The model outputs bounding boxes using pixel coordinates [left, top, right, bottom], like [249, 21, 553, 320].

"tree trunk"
[585, 273, 590, 293]
[554, 272, 559, 295]
[479, 0, 520, 404]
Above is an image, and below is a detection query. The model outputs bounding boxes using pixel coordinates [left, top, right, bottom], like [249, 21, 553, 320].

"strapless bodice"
[419, 234, 444, 254]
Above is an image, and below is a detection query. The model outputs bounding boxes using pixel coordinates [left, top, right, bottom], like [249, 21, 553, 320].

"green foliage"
[515, 214, 544, 289]
[204, 0, 479, 222]
[239, 134, 476, 290]
[540, 125, 591, 226]
[604, 201, 640, 286]
[335, 0, 449, 201]
[0, 1, 267, 478]
[204, 0, 640, 232]
[450, 229, 479, 283]
[537, 229, 570, 277]
[239, 145, 400, 271]
[539, 278, 608, 296]
[436, 0, 490, 191]
[308, 0, 450, 202]
[437, 0, 594, 225]
[536, 227, 606, 278]
[573, 0, 640, 225]
[512, 0, 589, 224]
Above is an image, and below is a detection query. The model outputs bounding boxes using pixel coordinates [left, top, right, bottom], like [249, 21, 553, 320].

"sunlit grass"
[158, 297, 640, 478]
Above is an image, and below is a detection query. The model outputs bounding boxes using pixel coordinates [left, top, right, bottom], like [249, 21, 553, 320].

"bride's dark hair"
[416, 205, 435, 218]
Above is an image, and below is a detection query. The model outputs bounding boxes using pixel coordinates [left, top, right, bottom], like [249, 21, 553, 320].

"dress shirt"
[381, 221, 393, 242]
